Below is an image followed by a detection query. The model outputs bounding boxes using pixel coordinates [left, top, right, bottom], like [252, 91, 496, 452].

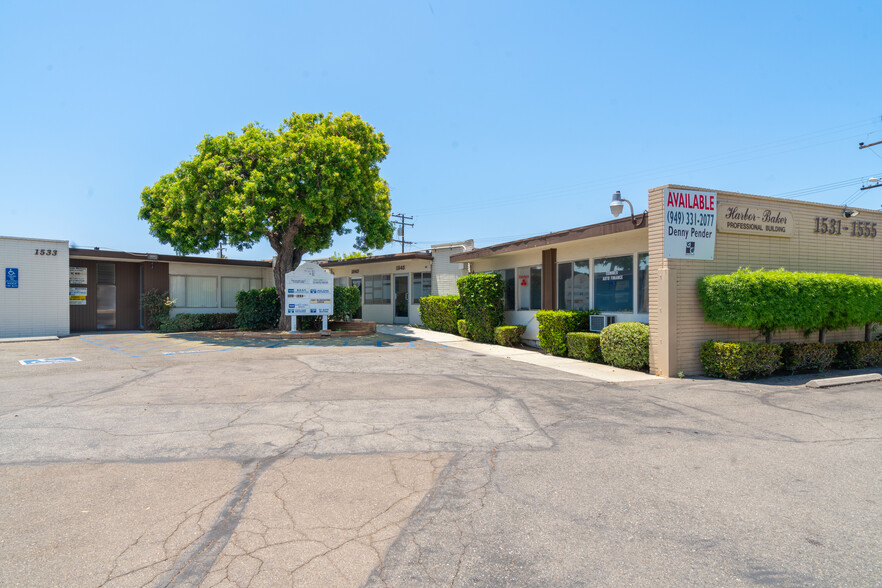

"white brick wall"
[0, 236, 70, 338]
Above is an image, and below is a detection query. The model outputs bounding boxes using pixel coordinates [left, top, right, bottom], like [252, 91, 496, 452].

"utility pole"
[390, 213, 414, 253]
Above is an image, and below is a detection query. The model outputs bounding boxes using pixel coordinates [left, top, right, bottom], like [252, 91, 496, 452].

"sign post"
[284, 262, 334, 334]
[663, 188, 717, 260]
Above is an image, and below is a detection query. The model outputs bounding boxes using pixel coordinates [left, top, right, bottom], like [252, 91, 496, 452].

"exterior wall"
[327, 257, 432, 325]
[649, 185, 882, 377]
[430, 244, 471, 296]
[469, 228, 649, 346]
[167, 261, 272, 316]
[0, 236, 70, 338]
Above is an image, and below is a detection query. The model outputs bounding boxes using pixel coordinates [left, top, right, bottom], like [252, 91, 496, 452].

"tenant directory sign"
[284, 262, 334, 316]
[663, 188, 717, 260]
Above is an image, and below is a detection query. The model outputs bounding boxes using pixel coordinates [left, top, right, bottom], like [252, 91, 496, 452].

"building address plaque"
[813, 217, 877, 238]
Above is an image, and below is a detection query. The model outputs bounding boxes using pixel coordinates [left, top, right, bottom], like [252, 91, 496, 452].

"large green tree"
[139, 112, 394, 328]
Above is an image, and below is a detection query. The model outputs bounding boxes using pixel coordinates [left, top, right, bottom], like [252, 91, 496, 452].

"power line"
[390, 213, 414, 253]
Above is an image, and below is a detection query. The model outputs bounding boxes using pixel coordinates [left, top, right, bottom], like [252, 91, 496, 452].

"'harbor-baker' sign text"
[717, 204, 794, 238]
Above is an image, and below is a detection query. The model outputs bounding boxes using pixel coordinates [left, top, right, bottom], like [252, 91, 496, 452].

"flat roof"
[319, 251, 433, 268]
[450, 216, 645, 262]
[69, 248, 273, 267]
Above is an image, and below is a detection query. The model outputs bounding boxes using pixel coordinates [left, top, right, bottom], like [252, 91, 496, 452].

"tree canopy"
[139, 111, 394, 327]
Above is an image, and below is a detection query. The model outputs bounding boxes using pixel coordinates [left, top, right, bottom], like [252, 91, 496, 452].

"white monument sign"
[284, 262, 334, 332]
[663, 188, 717, 260]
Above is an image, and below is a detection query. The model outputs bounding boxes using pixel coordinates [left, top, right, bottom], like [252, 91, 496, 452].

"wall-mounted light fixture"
[843, 209, 860, 218]
[609, 191, 647, 227]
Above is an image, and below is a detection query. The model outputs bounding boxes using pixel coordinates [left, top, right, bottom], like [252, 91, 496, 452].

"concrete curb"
[0, 336, 60, 344]
[805, 373, 882, 389]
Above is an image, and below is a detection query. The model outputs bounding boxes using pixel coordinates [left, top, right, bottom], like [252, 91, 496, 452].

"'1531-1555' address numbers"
[814, 217, 877, 238]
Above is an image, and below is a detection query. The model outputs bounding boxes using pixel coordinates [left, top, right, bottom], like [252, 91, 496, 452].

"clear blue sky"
[2, 0, 880, 261]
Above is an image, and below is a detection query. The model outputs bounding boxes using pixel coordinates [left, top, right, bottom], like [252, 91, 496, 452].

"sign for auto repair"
[663, 188, 717, 260]
[284, 262, 334, 316]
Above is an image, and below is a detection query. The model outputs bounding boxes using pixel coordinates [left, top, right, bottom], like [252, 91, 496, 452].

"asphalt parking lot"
[0, 332, 880, 587]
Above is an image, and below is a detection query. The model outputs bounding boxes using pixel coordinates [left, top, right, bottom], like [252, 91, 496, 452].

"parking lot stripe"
[78, 337, 139, 358]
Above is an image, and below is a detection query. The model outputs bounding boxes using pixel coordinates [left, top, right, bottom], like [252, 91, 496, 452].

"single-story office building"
[451, 184, 882, 377]
[320, 241, 473, 325]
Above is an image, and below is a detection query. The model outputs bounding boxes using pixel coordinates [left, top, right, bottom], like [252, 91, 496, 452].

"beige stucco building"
[452, 184, 882, 377]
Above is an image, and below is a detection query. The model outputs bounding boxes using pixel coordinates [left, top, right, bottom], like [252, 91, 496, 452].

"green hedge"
[332, 285, 361, 321]
[697, 269, 882, 340]
[456, 273, 504, 343]
[600, 322, 649, 370]
[699, 341, 782, 379]
[781, 342, 837, 373]
[834, 341, 882, 369]
[141, 289, 173, 331]
[158, 313, 238, 333]
[567, 332, 604, 363]
[535, 310, 596, 356]
[494, 325, 525, 347]
[457, 319, 469, 338]
[419, 295, 462, 334]
[235, 287, 281, 330]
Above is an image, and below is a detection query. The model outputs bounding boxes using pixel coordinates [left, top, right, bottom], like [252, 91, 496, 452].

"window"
[593, 255, 633, 312]
[334, 277, 349, 287]
[637, 253, 649, 313]
[492, 269, 515, 311]
[221, 277, 255, 308]
[412, 272, 432, 303]
[557, 260, 591, 310]
[364, 274, 391, 304]
[170, 275, 218, 308]
[516, 266, 542, 310]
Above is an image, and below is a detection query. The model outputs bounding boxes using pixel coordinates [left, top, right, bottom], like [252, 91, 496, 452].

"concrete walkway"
[377, 324, 661, 383]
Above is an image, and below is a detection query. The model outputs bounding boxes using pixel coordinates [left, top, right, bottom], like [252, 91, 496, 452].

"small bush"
[600, 322, 650, 370]
[456, 273, 504, 343]
[494, 325, 525, 347]
[332, 285, 361, 321]
[158, 313, 238, 333]
[535, 310, 597, 356]
[781, 342, 837, 373]
[419, 295, 462, 334]
[235, 287, 281, 330]
[834, 341, 882, 369]
[457, 319, 469, 338]
[567, 332, 604, 363]
[141, 289, 174, 330]
[699, 341, 782, 379]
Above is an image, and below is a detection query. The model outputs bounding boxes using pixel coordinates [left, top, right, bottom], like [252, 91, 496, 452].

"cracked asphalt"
[0, 333, 880, 587]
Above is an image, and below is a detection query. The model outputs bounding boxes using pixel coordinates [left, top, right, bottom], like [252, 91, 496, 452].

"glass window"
[179, 276, 217, 308]
[221, 277, 250, 308]
[170, 275, 186, 307]
[637, 253, 649, 313]
[557, 260, 591, 310]
[364, 274, 391, 304]
[492, 269, 515, 311]
[593, 256, 633, 312]
[412, 272, 432, 303]
[517, 266, 542, 310]
[334, 277, 349, 287]
[249, 278, 263, 290]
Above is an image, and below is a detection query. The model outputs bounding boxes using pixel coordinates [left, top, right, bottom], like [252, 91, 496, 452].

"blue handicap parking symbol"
[5, 268, 18, 288]
[20, 357, 81, 366]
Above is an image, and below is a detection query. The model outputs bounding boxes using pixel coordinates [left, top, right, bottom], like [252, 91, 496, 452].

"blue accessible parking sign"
[5, 268, 18, 288]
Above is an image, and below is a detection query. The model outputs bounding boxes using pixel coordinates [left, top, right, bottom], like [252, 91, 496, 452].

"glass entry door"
[393, 274, 409, 324]
[350, 277, 363, 319]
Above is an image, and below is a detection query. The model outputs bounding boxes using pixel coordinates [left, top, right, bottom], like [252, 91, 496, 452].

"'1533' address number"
[34, 249, 59, 255]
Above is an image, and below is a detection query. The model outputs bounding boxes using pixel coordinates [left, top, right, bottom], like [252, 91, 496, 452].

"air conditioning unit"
[589, 314, 616, 332]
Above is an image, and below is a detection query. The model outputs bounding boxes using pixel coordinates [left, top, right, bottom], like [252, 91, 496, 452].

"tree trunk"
[818, 328, 826, 343]
[866, 323, 873, 343]
[268, 220, 304, 330]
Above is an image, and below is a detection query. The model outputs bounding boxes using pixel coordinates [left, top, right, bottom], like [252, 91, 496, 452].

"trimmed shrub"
[456, 273, 504, 343]
[567, 332, 604, 363]
[697, 269, 882, 341]
[158, 313, 238, 333]
[494, 325, 525, 347]
[457, 319, 469, 338]
[141, 289, 173, 330]
[535, 310, 596, 356]
[835, 341, 882, 369]
[332, 285, 361, 321]
[419, 295, 462, 334]
[600, 322, 650, 370]
[699, 341, 782, 379]
[235, 287, 281, 330]
[781, 342, 837, 373]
